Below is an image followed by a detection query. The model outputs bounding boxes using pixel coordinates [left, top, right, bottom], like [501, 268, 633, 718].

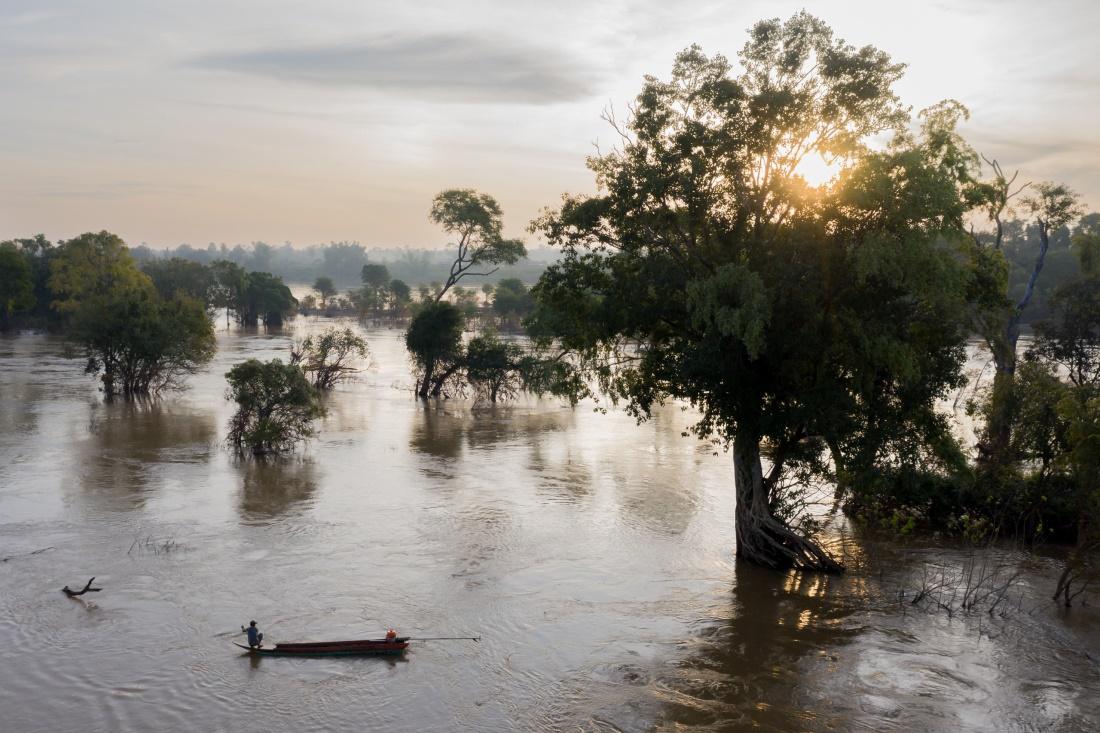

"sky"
[1, 0, 1096, 249]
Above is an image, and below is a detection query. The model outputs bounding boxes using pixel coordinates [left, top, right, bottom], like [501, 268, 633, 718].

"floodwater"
[1, 319, 1098, 732]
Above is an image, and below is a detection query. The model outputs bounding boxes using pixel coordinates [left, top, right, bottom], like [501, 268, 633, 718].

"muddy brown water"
[1, 319, 1098, 732]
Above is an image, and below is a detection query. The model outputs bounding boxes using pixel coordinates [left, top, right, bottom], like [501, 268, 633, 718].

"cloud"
[192, 33, 596, 104]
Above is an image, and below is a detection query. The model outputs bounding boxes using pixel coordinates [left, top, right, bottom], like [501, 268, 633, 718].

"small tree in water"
[529, 15, 978, 572]
[407, 301, 465, 398]
[290, 327, 369, 390]
[226, 359, 324, 455]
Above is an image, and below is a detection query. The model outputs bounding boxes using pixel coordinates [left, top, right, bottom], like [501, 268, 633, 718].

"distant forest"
[128, 241, 561, 288]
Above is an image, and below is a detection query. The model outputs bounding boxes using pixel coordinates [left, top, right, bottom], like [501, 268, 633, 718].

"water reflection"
[237, 457, 319, 521]
[409, 404, 465, 461]
[0, 381, 44, 439]
[408, 403, 576, 463]
[74, 399, 217, 511]
[662, 564, 862, 731]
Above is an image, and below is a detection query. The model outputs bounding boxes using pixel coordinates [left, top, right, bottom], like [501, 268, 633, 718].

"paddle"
[407, 636, 481, 642]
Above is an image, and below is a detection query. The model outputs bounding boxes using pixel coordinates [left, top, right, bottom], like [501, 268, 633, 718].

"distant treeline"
[127, 241, 560, 288]
[1, 232, 299, 334]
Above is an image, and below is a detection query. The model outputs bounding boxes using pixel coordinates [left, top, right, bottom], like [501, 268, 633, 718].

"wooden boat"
[234, 636, 410, 657]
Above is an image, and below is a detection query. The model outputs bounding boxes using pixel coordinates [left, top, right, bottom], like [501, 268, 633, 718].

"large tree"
[406, 189, 526, 397]
[49, 232, 216, 395]
[428, 189, 525, 301]
[72, 288, 217, 395]
[529, 16, 976, 571]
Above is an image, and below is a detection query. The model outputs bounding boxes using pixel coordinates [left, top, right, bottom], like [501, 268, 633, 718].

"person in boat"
[241, 620, 264, 648]
[385, 629, 398, 642]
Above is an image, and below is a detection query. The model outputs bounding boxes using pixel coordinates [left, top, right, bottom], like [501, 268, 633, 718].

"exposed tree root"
[734, 435, 844, 573]
[736, 504, 844, 573]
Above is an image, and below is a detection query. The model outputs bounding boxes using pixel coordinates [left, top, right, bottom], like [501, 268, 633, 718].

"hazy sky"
[1, 0, 1096, 248]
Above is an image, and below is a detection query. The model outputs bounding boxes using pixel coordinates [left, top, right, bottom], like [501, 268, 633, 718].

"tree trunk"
[733, 432, 844, 573]
[982, 343, 1017, 468]
[417, 356, 435, 399]
[982, 224, 1051, 471]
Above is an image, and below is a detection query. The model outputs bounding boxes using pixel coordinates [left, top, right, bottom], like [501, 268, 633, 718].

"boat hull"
[234, 639, 409, 656]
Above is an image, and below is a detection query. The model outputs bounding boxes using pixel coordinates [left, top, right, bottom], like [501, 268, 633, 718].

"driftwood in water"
[62, 577, 102, 597]
[2, 546, 54, 562]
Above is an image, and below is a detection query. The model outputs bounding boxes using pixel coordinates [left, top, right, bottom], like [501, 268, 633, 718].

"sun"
[793, 152, 844, 188]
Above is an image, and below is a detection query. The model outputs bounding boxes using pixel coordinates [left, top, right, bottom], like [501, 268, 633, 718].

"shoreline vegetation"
[0, 13, 1096, 597]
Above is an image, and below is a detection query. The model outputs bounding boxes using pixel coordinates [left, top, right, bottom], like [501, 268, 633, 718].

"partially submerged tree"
[360, 263, 391, 316]
[429, 189, 525, 301]
[465, 334, 527, 403]
[225, 359, 324, 455]
[407, 300, 465, 398]
[290, 327, 369, 390]
[73, 288, 217, 395]
[313, 276, 336, 309]
[210, 259, 248, 328]
[529, 16, 977, 572]
[405, 189, 526, 397]
[50, 232, 216, 395]
[492, 278, 534, 329]
[239, 271, 296, 327]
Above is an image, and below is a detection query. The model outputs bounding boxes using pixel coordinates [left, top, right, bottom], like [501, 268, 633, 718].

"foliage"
[290, 327, 369, 390]
[359, 263, 392, 315]
[0, 242, 35, 328]
[528, 16, 977, 571]
[492, 278, 534, 326]
[225, 358, 324, 455]
[406, 301, 465, 397]
[210, 259, 248, 325]
[312, 276, 336, 308]
[141, 257, 216, 304]
[361, 263, 391, 289]
[429, 189, 526, 299]
[240, 271, 296, 326]
[76, 289, 216, 395]
[1030, 276, 1100, 388]
[48, 231, 149, 315]
[389, 278, 411, 315]
[465, 334, 526, 403]
[44, 232, 217, 394]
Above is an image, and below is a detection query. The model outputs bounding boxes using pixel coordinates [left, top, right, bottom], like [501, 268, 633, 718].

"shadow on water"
[659, 563, 865, 732]
[236, 456, 320, 522]
[74, 398, 217, 510]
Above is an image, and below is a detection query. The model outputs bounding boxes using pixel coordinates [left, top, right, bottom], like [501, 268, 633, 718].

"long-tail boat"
[234, 636, 410, 657]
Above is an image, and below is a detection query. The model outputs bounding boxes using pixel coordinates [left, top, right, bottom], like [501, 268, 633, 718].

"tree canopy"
[429, 189, 526, 300]
[529, 14, 978, 571]
[290, 327, 369, 390]
[225, 359, 324, 455]
[0, 242, 35, 328]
